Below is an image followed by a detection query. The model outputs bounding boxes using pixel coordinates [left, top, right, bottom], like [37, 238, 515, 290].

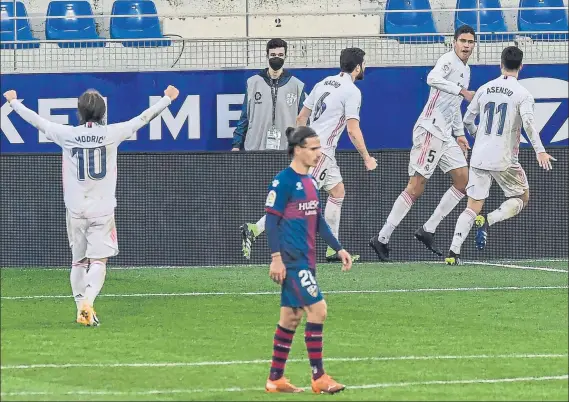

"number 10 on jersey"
[72, 146, 107, 181]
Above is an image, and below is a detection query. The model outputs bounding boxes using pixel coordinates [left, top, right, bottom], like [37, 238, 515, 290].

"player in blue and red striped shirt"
[264, 126, 352, 394]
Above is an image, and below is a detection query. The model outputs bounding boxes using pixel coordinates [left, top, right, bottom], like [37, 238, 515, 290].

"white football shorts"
[66, 211, 119, 262]
[408, 127, 467, 179]
[309, 153, 343, 192]
[466, 164, 529, 200]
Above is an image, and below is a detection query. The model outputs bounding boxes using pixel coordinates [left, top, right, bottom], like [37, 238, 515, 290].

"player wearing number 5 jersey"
[3, 86, 179, 326]
[241, 48, 377, 263]
[445, 46, 556, 265]
[370, 25, 476, 262]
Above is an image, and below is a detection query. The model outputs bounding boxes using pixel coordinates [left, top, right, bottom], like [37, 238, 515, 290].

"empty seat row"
[1, 0, 170, 49]
[2, 0, 567, 49]
[385, 0, 568, 42]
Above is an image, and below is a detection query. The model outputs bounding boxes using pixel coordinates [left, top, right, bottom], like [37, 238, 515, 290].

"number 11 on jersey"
[484, 101, 508, 136]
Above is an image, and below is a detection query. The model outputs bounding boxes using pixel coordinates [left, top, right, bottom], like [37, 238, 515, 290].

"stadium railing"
[1, 5, 568, 73]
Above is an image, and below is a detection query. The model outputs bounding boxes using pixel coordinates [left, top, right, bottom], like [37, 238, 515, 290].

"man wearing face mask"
[231, 38, 306, 152]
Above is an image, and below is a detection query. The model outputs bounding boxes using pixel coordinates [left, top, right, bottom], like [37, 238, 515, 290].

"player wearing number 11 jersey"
[3, 86, 179, 325]
[445, 46, 556, 265]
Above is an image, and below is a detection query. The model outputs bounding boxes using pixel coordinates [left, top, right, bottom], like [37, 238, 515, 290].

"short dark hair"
[340, 47, 365, 73]
[77, 89, 106, 125]
[285, 126, 318, 156]
[501, 46, 523, 70]
[454, 24, 476, 40]
[266, 38, 288, 55]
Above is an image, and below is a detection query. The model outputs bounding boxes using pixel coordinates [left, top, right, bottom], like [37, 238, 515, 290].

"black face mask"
[269, 57, 285, 71]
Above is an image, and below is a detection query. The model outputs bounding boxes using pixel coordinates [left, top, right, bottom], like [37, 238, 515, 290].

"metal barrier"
[1, 32, 567, 73]
[1, 3, 567, 72]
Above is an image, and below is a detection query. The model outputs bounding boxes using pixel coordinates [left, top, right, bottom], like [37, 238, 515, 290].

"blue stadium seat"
[455, 0, 513, 42]
[518, 0, 568, 40]
[46, 1, 105, 48]
[0, 2, 39, 49]
[110, 0, 170, 47]
[384, 0, 445, 43]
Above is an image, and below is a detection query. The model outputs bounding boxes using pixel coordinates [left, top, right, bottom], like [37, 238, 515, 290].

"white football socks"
[325, 197, 344, 239]
[450, 208, 477, 254]
[255, 215, 266, 236]
[423, 186, 465, 233]
[70, 262, 88, 311]
[487, 198, 524, 226]
[378, 191, 415, 244]
[85, 261, 107, 306]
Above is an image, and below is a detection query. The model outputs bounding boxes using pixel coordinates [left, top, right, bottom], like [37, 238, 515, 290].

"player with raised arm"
[445, 46, 556, 265]
[370, 25, 476, 261]
[242, 47, 377, 263]
[3, 86, 179, 326]
[264, 126, 352, 394]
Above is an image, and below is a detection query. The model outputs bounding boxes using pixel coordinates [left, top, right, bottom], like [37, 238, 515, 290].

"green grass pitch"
[1, 260, 568, 401]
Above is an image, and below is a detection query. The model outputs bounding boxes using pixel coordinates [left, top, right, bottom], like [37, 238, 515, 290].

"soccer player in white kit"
[241, 47, 377, 262]
[3, 85, 180, 325]
[370, 25, 477, 262]
[445, 46, 556, 265]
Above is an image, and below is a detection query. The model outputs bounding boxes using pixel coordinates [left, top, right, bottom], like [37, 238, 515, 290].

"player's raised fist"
[3, 90, 17, 102]
[364, 156, 377, 171]
[164, 85, 179, 101]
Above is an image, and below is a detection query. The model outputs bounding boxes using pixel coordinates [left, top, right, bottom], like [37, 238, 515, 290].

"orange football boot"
[311, 374, 345, 394]
[78, 302, 98, 326]
[265, 376, 304, 393]
[76, 311, 89, 326]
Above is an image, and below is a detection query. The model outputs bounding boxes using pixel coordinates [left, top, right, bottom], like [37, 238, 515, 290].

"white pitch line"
[0, 264, 269, 272]
[467, 261, 568, 273]
[499, 259, 568, 264]
[1, 375, 567, 397]
[1, 353, 566, 370]
[1, 285, 567, 300]
[1, 259, 566, 271]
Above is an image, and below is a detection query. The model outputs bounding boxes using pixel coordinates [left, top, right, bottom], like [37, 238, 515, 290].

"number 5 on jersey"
[72, 146, 107, 181]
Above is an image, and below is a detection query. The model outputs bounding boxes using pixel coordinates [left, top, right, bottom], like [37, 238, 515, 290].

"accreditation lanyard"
[270, 78, 279, 126]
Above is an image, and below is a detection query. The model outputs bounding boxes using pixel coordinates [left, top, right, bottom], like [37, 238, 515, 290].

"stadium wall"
[0, 148, 567, 267]
[1, 64, 567, 153]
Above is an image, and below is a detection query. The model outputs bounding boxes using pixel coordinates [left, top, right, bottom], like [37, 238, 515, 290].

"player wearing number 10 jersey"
[3, 86, 179, 326]
[445, 46, 556, 265]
